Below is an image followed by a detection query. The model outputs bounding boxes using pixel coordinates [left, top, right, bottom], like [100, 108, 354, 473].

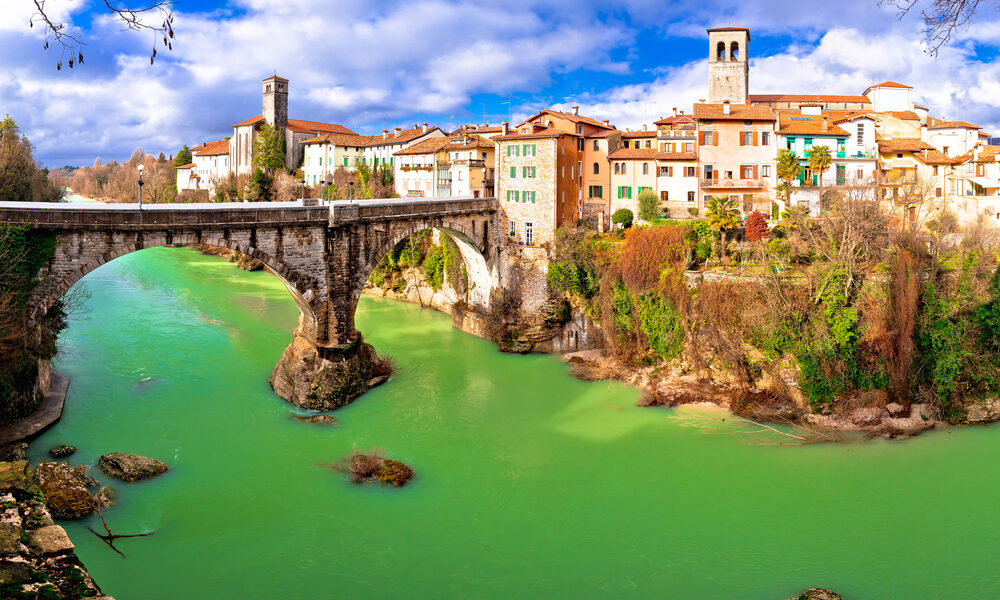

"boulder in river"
[372, 459, 415, 487]
[98, 453, 168, 482]
[294, 414, 338, 425]
[332, 449, 415, 487]
[965, 398, 1000, 423]
[48, 445, 77, 459]
[35, 462, 95, 520]
[787, 589, 843, 600]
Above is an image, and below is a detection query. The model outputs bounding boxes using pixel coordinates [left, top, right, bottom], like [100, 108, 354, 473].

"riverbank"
[0, 458, 109, 599]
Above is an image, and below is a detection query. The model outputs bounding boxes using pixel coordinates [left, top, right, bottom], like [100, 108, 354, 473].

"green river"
[26, 246, 1000, 599]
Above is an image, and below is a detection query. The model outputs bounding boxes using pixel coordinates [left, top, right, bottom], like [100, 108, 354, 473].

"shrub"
[745, 210, 770, 242]
[635, 293, 684, 361]
[637, 190, 659, 222]
[687, 207, 699, 217]
[547, 260, 581, 295]
[612, 208, 634, 229]
[619, 226, 689, 293]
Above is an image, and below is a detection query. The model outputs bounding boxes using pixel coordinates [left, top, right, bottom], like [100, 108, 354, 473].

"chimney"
[722, 100, 731, 115]
[603, 119, 609, 126]
[413, 123, 418, 129]
[673, 107, 678, 116]
[382, 129, 388, 140]
[642, 123, 647, 131]
[821, 118, 829, 132]
[474, 124, 480, 130]
[394, 127, 401, 138]
[680, 110, 684, 115]
[501, 121, 509, 136]
[422, 122, 429, 133]
[572, 105, 580, 116]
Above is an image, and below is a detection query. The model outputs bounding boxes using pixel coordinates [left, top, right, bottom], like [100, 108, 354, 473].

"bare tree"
[883, 0, 999, 56]
[29, 0, 175, 69]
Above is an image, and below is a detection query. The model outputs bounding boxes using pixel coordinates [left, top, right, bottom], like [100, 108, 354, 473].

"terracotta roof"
[194, 140, 230, 156]
[914, 149, 955, 165]
[621, 130, 657, 138]
[364, 125, 441, 148]
[587, 129, 619, 138]
[189, 143, 208, 153]
[175, 163, 195, 169]
[693, 103, 775, 121]
[231, 115, 356, 135]
[448, 134, 495, 151]
[913, 104, 928, 110]
[776, 112, 849, 136]
[749, 94, 871, 104]
[301, 132, 373, 147]
[263, 75, 288, 83]
[656, 152, 697, 161]
[869, 81, 913, 89]
[886, 111, 920, 121]
[494, 127, 570, 141]
[655, 114, 696, 125]
[927, 120, 982, 130]
[393, 136, 454, 156]
[975, 146, 1000, 163]
[521, 109, 613, 130]
[878, 138, 934, 153]
[608, 148, 658, 160]
[452, 125, 504, 135]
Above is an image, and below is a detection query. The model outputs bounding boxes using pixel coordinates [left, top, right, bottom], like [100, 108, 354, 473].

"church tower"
[707, 28, 750, 104]
[262, 75, 289, 131]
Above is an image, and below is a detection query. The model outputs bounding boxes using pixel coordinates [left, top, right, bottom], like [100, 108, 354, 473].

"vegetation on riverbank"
[368, 230, 467, 296]
[550, 184, 1000, 425]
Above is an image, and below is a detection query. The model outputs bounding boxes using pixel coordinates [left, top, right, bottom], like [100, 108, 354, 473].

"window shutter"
[753, 165, 759, 179]
[510, 166, 516, 178]
[753, 132, 758, 146]
[739, 133, 745, 147]
[714, 133, 719, 146]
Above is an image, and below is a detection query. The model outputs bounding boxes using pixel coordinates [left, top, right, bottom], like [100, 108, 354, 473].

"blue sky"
[2, 0, 999, 166]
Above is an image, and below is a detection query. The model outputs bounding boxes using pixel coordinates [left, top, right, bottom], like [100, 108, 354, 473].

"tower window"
[730, 42, 740, 61]
[717, 41, 726, 61]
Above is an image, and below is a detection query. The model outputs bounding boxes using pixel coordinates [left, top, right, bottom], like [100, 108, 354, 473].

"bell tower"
[262, 75, 289, 131]
[707, 27, 750, 104]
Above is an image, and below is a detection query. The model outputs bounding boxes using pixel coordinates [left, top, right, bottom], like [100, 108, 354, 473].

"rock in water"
[294, 414, 338, 425]
[98, 453, 168, 482]
[48, 445, 77, 459]
[372, 459, 415, 487]
[35, 462, 95, 519]
[0, 442, 28, 462]
[788, 590, 843, 600]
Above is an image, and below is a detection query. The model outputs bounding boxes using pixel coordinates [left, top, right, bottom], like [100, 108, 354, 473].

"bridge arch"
[28, 236, 322, 339]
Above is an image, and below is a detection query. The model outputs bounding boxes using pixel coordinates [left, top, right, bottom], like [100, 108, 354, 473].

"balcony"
[451, 159, 486, 167]
[400, 165, 432, 172]
[700, 178, 765, 189]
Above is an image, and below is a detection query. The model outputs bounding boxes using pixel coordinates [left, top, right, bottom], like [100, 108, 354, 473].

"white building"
[362, 124, 444, 170]
[863, 81, 914, 113]
[923, 121, 982, 158]
[192, 140, 231, 194]
[301, 133, 370, 187]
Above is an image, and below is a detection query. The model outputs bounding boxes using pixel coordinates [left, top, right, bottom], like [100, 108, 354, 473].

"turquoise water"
[28, 246, 1000, 598]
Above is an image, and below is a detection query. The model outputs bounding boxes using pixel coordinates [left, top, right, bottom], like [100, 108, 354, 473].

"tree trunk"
[720, 229, 727, 263]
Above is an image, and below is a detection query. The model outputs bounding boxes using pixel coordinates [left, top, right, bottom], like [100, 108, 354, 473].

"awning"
[963, 176, 997, 188]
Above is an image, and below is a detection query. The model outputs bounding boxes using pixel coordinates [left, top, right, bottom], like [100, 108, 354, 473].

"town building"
[362, 124, 444, 169]
[300, 133, 370, 187]
[392, 134, 495, 199]
[707, 27, 750, 104]
[230, 76, 357, 176]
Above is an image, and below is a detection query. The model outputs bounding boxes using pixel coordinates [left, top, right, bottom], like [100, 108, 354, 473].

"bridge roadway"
[0, 196, 497, 230]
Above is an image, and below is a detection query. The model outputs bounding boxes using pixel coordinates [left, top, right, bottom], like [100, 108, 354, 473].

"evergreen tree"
[172, 145, 192, 167]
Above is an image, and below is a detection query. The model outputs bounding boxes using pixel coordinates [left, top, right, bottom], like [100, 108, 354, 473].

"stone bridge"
[0, 197, 500, 409]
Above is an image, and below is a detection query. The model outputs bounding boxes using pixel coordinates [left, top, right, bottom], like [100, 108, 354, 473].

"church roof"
[194, 140, 230, 156]
[231, 115, 356, 135]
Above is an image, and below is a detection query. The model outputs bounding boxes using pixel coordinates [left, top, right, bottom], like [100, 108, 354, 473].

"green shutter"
[510, 166, 516, 178]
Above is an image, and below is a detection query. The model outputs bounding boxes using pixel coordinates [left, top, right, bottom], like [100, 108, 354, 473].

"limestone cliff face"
[270, 331, 385, 411]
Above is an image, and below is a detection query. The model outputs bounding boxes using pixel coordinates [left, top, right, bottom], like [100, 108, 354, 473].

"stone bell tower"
[707, 27, 750, 104]
[262, 75, 289, 131]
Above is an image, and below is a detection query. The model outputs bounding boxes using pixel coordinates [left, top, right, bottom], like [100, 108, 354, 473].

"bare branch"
[882, 0, 997, 56]
[29, 0, 175, 69]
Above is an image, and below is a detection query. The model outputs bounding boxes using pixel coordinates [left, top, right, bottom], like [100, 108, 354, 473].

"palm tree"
[776, 149, 801, 208]
[706, 195, 741, 264]
[808, 145, 834, 212]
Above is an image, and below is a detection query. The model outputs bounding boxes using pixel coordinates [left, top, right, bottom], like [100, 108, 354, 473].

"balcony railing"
[400, 165, 432, 172]
[700, 178, 765, 189]
[452, 159, 486, 167]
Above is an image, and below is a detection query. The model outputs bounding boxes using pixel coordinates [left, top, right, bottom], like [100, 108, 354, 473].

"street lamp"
[137, 164, 145, 209]
[348, 180, 355, 201]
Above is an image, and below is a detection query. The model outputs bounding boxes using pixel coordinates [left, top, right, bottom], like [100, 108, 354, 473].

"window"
[624, 140, 630, 149]
[589, 185, 603, 198]
[742, 131, 754, 145]
[593, 140, 599, 151]
[617, 186, 632, 199]
[717, 41, 726, 62]
[614, 162, 620, 175]
[684, 166, 695, 177]
[943, 146, 950, 155]
[343, 157, 348, 166]
[704, 164, 714, 180]
[761, 132, 770, 146]
[522, 166, 536, 178]
[703, 194, 711, 205]
[684, 142, 694, 152]
[577, 138, 584, 152]
[643, 163, 649, 175]
[593, 162, 600, 175]
[857, 168, 864, 180]
[761, 165, 771, 177]
[621, 162, 627, 174]
[509, 220, 516, 236]
[645, 140, 652, 149]
[577, 124, 584, 134]
[513, 190, 520, 202]
[897, 153, 903, 159]
[661, 191, 669, 202]
[687, 191, 695, 202]
[525, 222, 534, 245]
[741, 165, 754, 179]
[702, 131, 715, 145]
[804, 138, 813, 149]
[510, 166, 516, 178]
[522, 144, 535, 156]
[936, 187, 942, 198]
[660, 166, 673, 177]
[933, 166, 939, 176]
[731, 42, 740, 60]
